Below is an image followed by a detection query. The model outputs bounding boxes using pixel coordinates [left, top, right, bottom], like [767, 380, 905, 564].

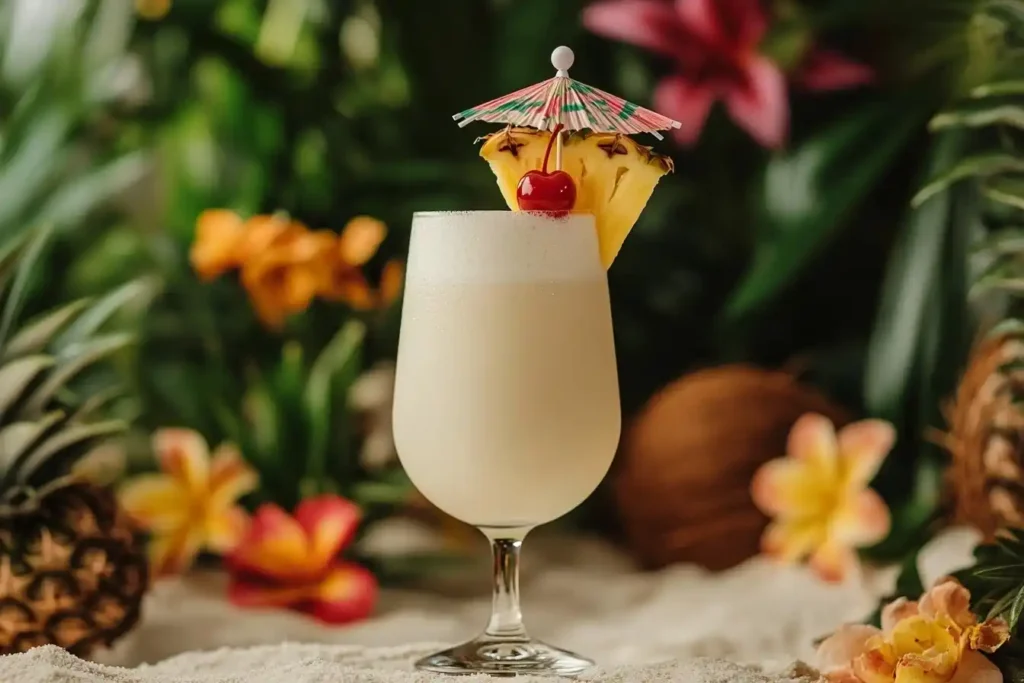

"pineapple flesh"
[479, 126, 674, 268]
[0, 229, 149, 656]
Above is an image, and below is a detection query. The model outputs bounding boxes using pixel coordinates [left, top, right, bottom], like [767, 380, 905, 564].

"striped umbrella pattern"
[453, 46, 681, 140]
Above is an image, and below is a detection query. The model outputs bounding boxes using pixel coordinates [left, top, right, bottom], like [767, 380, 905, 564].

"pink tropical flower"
[583, 0, 874, 148]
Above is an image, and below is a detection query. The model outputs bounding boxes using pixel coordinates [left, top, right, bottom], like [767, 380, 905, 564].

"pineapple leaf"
[2, 298, 90, 361]
[0, 223, 56, 350]
[303, 320, 365, 485]
[70, 385, 124, 423]
[23, 332, 134, 415]
[0, 355, 55, 420]
[974, 563, 1024, 578]
[1012, 587, 1024, 628]
[913, 154, 1024, 207]
[52, 278, 155, 353]
[0, 412, 65, 479]
[10, 419, 126, 487]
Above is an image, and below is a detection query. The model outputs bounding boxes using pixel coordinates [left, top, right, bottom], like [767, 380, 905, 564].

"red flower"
[225, 495, 377, 625]
[583, 0, 873, 148]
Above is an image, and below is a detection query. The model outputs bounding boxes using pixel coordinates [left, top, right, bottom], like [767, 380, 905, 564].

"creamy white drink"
[392, 210, 621, 529]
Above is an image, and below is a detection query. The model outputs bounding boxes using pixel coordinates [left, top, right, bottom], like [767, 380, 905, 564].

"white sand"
[0, 528, 979, 683]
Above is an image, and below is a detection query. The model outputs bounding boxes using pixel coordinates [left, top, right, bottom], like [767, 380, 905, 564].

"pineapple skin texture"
[0, 482, 148, 656]
[479, 127, 673, 268]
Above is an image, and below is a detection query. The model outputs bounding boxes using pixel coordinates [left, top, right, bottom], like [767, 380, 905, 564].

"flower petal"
[786, 413, 840, 479]
[379, 260, 405, 306]
[853, 642, 898, 683]
[307, 562, 378, 625]
[676, 0, 766, 48]
[761, 519, 825, 562]
[967, 618, 1010, 653]
[153, 428, 210, 493]
[949, 650, 1002, 683]
[881, 597, 919, 633]
[918, 578, 975, 629]
[339, 216, 387, 267]
[798, 49, 875, 92]
[191, 210, 245, 280]
[227, 504, 318, 581]
[294, 495, 362, 569]
[830, 488, 890, 547]
[654, 76, 716, 146]
[751, 457, 829, 518]
[583, 0, 687, 58]
[809, 540, 858, 583]
[208, 444, 259, 510]
[816, 623, 882, 673]
[149, 526, 204, 578]
[838, 419, 895, 488]
[724, 55, 788, 149]
[227, 576, 318, 610]
[118, 475, 190, 533]
[204, 506, 251, 554]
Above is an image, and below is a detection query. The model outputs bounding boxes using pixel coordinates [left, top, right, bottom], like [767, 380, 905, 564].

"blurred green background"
[2, 0, 1022, 562]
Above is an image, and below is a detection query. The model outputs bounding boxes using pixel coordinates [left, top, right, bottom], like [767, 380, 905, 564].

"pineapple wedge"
[479, 127, 673, 268]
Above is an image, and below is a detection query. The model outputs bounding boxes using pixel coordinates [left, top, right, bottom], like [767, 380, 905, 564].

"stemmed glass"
[392, 210, 621, 676]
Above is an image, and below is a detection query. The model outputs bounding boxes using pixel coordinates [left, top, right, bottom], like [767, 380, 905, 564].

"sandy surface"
[0, 527, 981, 682]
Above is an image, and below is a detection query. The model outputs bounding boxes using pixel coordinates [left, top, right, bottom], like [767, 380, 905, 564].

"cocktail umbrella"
[453, 46, 680, 168]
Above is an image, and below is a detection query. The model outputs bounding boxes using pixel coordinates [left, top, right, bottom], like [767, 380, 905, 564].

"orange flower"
[816, 578, 1008, 683]
[750, 413, 893, 582]
[225, 495, 377, 625]
[191, 210, 247, 280]
[320, 216, 403, 310]
[240, 226, 336, 329]
[119, 429, 258, 578]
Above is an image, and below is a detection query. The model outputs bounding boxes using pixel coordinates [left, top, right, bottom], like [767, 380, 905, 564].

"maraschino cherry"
[516, 123, 576, 216]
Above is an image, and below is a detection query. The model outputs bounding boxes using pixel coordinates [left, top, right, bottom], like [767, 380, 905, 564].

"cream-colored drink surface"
[393, 212, 621, 528]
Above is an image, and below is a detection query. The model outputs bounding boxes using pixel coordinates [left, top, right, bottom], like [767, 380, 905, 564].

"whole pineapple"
[0, 230, 150, 656]
[945, 329, 1024, 539]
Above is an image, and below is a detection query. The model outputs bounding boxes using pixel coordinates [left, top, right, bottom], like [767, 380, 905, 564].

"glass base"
[415, 636, 594, 677]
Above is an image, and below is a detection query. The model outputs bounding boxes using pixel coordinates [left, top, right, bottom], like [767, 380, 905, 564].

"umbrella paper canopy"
[453, 46, 681, 140]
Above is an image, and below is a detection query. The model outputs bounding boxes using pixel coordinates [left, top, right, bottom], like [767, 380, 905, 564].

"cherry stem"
[541, 123, 564, 174]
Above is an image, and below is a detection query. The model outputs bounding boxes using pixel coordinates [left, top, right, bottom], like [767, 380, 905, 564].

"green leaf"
[52, 278, 155, 352]
[983, 175, 1024, 211]
[1011, 586, 1024, 628]
[24, 333, 134, 414]
[974, 564, 1024, 579]
[37, 152, 149, 228]
[865, 132, 968, 424]
[11, 419, 126, 487]
[913, 153, 1024, 207]
[930, 104, 1024, 131]
[303, 320, 365, 483]
[0, 356, 54, 419]
[0, 224, 56, 350]
[723, 97, 929, 320]
[2, 299, 90, 360]
[973, 81, 1024, 98]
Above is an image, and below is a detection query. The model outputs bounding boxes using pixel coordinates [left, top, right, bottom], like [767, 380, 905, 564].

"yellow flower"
[119, 429, 258, 578]
[750, 413, 893, 582]
[817, 578, 1008, 683]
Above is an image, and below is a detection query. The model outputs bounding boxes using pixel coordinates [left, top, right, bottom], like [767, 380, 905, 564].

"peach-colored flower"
[225, 495, 377, 625]
[750, 413, 893, 582]
[119, 429, 258, 577]
[816, 578, 1008, 683]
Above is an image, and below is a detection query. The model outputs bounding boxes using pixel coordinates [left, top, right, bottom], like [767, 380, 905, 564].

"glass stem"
[482, 527, 530, 640]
